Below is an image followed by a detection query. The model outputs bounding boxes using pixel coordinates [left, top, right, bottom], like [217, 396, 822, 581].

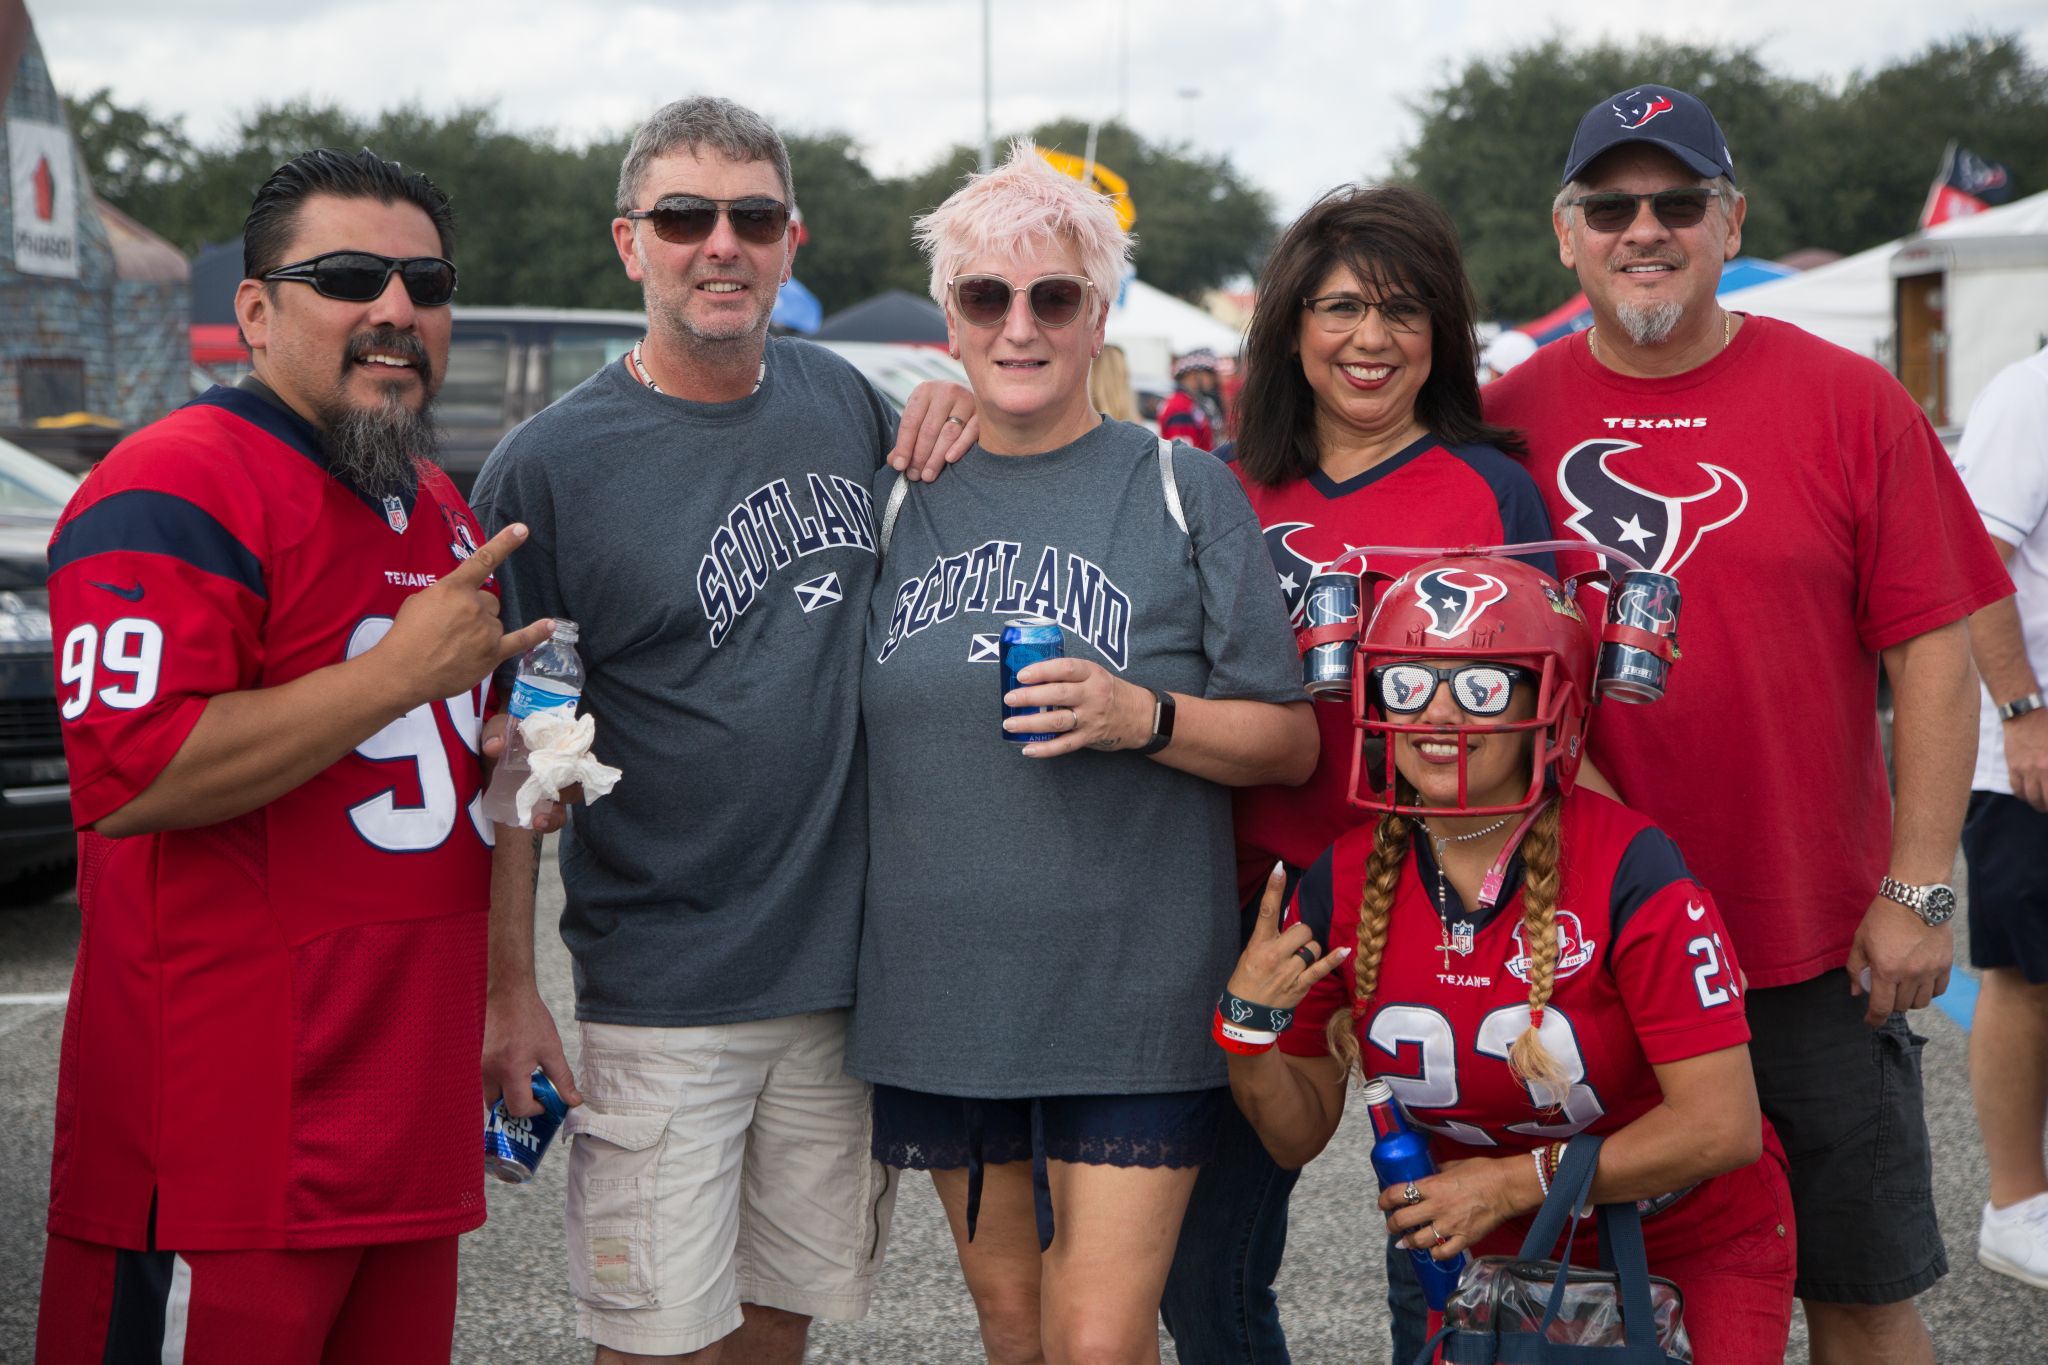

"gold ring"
[1432, 1228, 1450, 1247]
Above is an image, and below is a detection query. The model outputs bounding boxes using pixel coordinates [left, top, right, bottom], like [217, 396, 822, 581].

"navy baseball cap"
[1562, 84, 1736, 186]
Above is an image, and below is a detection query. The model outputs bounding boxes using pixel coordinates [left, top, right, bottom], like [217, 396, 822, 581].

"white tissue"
[514, 708, 622, 827]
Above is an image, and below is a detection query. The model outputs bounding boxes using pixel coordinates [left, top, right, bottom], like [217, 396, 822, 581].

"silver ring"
[943, 414, 966, 426]
[1402, 1182, 1422, 1206]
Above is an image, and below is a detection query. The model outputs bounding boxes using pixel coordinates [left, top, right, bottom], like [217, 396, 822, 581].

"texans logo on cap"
[1414, 569, 1508, 640]
[1612, 89, 1674, 130]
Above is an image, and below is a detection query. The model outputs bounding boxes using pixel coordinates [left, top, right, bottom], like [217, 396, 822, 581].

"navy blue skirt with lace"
[872, 1084, 1225, 1251]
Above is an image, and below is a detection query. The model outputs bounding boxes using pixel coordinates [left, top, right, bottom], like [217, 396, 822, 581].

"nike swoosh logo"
[88, 579, 145, 602]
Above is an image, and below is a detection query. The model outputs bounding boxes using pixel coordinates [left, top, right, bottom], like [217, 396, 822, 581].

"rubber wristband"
[1212, 1009, 1276, 1055]
[1219, 990, 1295, 1036]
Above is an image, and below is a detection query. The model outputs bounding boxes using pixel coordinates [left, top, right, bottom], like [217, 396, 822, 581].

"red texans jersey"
[1283, 786, 1776, 1263]
[45, 385, 494, 1251]
[1485, 319, 2010, 985]
[1230, 438, 1554, 903]
[1157, 391, 1215, 451]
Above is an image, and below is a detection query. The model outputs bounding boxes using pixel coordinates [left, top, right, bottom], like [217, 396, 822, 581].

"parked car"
[0, 437, 78, 899]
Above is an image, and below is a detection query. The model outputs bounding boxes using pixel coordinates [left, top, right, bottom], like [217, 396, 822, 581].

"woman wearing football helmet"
[1219, 551, 1798, 1364]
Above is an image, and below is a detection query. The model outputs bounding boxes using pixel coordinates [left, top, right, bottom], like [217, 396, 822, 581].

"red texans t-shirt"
[1485, 319, 2010, 985]
[1231, 438, 1554, 903]
[46, 385, 495, 1250]
[1284, 786, 1780, 1263]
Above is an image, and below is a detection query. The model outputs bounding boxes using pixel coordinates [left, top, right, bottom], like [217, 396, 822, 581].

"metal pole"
[980, 0, 993, 170]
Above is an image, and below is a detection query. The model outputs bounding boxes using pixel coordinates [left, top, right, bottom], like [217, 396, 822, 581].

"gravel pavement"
[1, 845, 2042, 1361]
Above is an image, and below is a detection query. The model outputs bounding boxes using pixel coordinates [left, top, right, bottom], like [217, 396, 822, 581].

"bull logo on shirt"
[1261, 521, 1321, 620]
[1556, 439, 1748, 575]
[1506, 911, 1596, 984]
[1414, 569, 1508, 640]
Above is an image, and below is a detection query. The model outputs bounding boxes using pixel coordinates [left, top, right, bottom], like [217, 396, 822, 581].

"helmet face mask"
[1347, 555, 1599, 818]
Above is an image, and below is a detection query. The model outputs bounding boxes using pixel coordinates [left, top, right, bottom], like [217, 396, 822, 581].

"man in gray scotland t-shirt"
[471, 96, 972, 1364]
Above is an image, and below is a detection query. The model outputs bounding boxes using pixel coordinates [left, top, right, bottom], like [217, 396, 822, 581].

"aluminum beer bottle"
[485, 1070, 570, 1183]
[999, 618, 1065, 744]
[1362, 1076, 1467, 1310]
[480, 619, 583, 826]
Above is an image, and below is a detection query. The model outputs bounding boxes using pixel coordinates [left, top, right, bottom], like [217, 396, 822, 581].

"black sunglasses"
[623, 196, 792, 246]
[948, 274, 1095, 329]
[1567, 188, 1719, 233]
[262, 251, 457, 306]
[1370, 662, 1534, 718]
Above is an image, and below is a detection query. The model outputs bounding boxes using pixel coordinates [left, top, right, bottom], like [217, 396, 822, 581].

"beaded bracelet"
[1532, 1147, 1552, 1198]
[1218, 990, 1295, 1037]
[1212, 1007, 1277, 1056]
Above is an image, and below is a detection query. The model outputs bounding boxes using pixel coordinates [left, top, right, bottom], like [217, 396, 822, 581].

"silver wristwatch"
[1998, 690, 2046, 722]
[1877, 876, 1957, 927]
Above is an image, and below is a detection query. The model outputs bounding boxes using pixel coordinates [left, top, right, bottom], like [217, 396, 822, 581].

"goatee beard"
[319, 387, 440, 501]
[1614, 300, 1685, 346]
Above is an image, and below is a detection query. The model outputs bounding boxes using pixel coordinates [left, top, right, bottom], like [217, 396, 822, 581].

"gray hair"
[1552, 174, 1741, 219]
[615, 96, 795, 214]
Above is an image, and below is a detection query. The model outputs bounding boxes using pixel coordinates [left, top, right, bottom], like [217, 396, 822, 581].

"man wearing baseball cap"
[1485, 83, 2009, 1364]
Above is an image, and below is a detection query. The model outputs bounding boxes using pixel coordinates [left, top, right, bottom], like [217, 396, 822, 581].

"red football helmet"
[1349, 553, 1601, 817]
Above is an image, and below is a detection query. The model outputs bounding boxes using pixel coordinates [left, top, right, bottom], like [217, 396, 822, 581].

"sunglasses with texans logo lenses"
[622, 196, 792, 246]
[1566, 187, 1719, 233]
[261, 251, 458, 307]
[948, 274, 1096, 329]
[1370, 662, 1534, 718]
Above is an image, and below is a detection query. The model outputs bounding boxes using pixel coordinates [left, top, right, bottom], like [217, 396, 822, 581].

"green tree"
[61, 88, 198, 210]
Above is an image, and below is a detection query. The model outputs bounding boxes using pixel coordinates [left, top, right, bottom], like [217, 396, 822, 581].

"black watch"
[1134, 687, 1176, 755]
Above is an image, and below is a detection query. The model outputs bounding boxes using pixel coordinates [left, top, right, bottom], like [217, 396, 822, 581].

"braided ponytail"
[1507, 800, 1568, 1099]
[1327, 809, 1410, 1080]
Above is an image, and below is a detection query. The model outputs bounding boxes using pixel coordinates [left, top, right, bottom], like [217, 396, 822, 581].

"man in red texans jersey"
[36, 150, 553, 1364]
[1484, 83, 2010, 1365]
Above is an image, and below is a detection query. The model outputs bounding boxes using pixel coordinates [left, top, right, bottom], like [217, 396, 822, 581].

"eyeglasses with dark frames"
[1567, 188, 1720, 233]
[1301, 294, 1428, 334]
[260, 251, 458, 307]
[622, 196, 792, 246]
[948, 274, 1095, 329]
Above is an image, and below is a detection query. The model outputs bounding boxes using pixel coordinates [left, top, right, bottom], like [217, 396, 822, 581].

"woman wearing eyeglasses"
[846, 143, 1315, 1364]
[1163, 185, 1564, 1364]
[1223, 553, 1796, 1364]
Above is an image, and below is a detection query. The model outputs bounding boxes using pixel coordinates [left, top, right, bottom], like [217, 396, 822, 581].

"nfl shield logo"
[382, 495, 409, 534]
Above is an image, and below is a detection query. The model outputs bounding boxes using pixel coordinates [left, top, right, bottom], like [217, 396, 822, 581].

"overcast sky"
[38, 0, 2048, 220]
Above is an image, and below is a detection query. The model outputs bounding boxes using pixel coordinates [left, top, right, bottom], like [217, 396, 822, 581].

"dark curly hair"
[1234, 184, 1523, 487]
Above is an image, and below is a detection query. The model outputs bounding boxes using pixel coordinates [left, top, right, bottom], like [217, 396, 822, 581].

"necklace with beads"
[1422, 816, 1509, 968]
[1588, 308, 1731, 361]
[629, 340, 764, 396]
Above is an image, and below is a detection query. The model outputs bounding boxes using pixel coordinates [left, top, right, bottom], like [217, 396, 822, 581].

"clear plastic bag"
[1442, 1256, 1692, 1360]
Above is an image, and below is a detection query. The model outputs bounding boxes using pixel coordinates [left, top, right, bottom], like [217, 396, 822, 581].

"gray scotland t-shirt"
[848, 419, 1305, 1096]
[471, 337, 897, 1027]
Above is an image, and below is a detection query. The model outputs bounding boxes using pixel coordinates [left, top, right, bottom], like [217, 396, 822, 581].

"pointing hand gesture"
[1225, 867, 1352, 1013]
[378, 523, 555, 708]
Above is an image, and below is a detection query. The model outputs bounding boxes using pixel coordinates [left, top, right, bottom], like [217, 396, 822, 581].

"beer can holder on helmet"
[1290, 541, 1684, 910]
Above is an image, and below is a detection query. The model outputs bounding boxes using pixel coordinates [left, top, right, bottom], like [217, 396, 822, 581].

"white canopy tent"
[1730, 189, 2048, 361]
[1105, 277, 1246, 382]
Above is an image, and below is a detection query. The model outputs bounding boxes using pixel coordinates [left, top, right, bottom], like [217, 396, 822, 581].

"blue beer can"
[1000, 617, 1066, 744]
[1361, 1077, 1466, 1310]
[1303, 570, 1362, 698]
[1597, 570, 1681, 704]
[485, 1071, 569, 1184]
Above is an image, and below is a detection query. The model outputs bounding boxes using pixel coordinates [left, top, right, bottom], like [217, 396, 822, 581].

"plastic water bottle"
[1362, 1076, 1467, 1310]
[480, 619, 582, 827]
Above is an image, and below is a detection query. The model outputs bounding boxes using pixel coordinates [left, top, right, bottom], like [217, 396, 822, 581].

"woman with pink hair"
[847, 143, 1316, 1363]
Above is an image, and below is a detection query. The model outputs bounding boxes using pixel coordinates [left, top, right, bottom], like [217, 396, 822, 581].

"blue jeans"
[1160, 1099, 1299, 1364]
[1386, 1232, 1429, 1364]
